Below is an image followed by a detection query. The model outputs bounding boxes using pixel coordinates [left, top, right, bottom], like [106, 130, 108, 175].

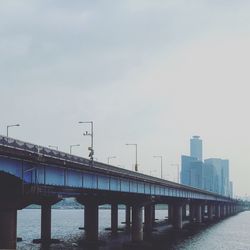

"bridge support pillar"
[220, 204, 225, 218]
[125, 205, 131, 230]
[152, 204, 155, 224]
[227, 205, 229, 216]
[173, 203, 183, 229]
[201, 205, 205, 221]
[208, 204, 213, 221]
[195, 204, 202, 223]
[182, 205, 186, 219]
[41, 204, 52, 243]
[215, 204, 221, 219]
[0, 208, 17, 250]
[85, 201, 99, 242]
[189, 203, 195, 222]
[111, 203, 118, 235]
[144, 204, 153, 233]
[131, 204, 143, 242]
[168, 204, 173, 224]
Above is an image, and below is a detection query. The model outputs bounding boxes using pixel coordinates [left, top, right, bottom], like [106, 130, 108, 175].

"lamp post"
[125, 143, 138, 172]
[171, 163, 180, 183]
[70, 144, 80, 154]
[107, 156, 116, 164]
[7, 124, 20, 137]
[153, 155, 163, 179]
[48, 145, 58, 150]
[79, 121, 94, 165]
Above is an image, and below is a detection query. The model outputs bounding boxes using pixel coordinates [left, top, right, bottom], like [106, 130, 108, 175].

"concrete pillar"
[173, 203, 183, 229]
[144, 204, 153, 233]
[182, 205, 186, 219]
[225, 205, 228, 216]
[111, 203, 118, 234]
[215, 204, 221, 219]
[152, 204, 155, 224]
[85, 201, 99, 242]
[131, 204, 143, 242]
[220, 205, 225, 217]
[201, 205, 205, 221]
[125, 205, 131, 230]
[224, 205, 227, 217]
[84, 206, 87, 228]
[0, 208, 17, 249]
[207, 204, 213, 221]
[168, 204, 173, 224]
[195, 204, 202, 223]
[41, 204, 52, 243]
[189, 203, 195, 222]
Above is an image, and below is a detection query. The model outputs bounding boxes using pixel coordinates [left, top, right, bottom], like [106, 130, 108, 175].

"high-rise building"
[203, 163, 215, 192]
[181, 155, 203, 189]
[181, 155, 197, 186]
[190, 136, 203, 161]
[189, 160, 204, 189]
[181, 136, 233, 197]
[204, 158, 229, 196]
[229, 181, 233, 198]
[222, 160, 229, 196]
[204, 158, 222, 194]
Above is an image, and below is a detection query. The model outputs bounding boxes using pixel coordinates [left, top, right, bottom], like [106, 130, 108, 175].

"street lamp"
[171, 163, 180, 183]
[125, 143, 138, 172]
[79, 121, 94, 165]
[153, 155, 163, 179]
[107, 156, 116, 164]
[7, 124, 20, 137]
[70, 144, 80, 154]
[48, 145, 58, 150]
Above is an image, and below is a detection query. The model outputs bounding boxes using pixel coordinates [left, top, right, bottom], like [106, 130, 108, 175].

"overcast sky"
[1, 0, 250, 196]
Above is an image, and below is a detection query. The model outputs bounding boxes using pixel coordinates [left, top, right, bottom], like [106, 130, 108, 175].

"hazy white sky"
[1, 0, 250, 196]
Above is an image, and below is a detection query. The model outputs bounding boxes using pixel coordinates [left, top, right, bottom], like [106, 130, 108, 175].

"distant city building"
[181, 136, 233, 197]
[181, 155, 197, 186]
[190, 136, 203, 161]
[203, 162, 215, 192]
[204, 158, 229, 196]
[229, 181, 233, 198]
[189, 160, 203, 189]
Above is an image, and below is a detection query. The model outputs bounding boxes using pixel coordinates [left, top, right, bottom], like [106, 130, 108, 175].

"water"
[17, 209, 250, 249]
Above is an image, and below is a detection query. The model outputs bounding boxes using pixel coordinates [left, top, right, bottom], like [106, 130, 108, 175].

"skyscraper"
[181, 136, 232, 197]
[181, 155, 197, 186]
[190, 136, 203, 161]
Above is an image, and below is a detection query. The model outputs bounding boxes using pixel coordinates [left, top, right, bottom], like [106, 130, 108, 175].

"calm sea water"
[17, 209, 250, 250]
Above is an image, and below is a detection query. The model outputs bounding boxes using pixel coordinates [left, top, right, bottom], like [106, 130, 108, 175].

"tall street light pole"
[7, 124, 20, 137]
[70, 144, 80, 154]
[125, 143, 138, 172]
[153, 155, 163, 179]
[171, 163, 180, 183]
[79, 121, 94, 166]
[107, 156, 116, 164]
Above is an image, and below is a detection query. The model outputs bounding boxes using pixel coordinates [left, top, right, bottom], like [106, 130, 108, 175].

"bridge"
[0, 135, 243, 249]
